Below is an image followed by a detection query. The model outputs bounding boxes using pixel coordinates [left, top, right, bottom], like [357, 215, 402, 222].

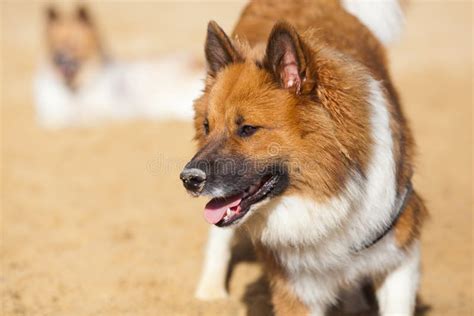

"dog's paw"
[195, 282, 228, 301]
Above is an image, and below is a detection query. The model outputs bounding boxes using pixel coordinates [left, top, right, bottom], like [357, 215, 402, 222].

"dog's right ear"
[45, 5, 58, 23]
[264, 21, 310, 95]
[205, 21, 242, 76]
[76, 5, 92, 24]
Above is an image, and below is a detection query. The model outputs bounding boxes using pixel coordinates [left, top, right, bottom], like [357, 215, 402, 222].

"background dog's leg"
[376, 243, 420, 316]
[195, 226, 235, 300]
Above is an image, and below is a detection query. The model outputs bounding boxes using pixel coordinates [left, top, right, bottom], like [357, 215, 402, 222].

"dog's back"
[234, 0, 398, 82]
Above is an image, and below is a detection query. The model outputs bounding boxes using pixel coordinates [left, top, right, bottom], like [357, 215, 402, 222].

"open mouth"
[53, 55, 80, 83]
[58, 62, 80, 81]
[203, 174, 280, 227]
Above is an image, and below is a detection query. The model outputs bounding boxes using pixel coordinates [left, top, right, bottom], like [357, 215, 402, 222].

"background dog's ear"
[264, 21, 308, 94]
[76, 5, 92, 24]
[45, 5, 58, 23]
[205, 21, 242, 76]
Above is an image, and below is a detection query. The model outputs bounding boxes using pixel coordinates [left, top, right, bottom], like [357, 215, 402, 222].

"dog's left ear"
[45, 5, 58, 23]
[264, 21, 309, 94]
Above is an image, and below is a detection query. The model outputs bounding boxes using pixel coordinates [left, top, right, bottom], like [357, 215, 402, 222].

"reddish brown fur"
[233, 0, 416, 196]
[395, 191, 429, 248]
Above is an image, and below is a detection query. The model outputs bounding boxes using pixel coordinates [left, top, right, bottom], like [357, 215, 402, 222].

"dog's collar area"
[353, 181, 413, 253]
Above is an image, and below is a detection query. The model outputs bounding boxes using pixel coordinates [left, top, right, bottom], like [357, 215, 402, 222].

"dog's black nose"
[180, 168, 206, 194]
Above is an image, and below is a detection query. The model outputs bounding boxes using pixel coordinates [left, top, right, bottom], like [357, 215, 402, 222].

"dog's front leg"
[376, 243, 420, 316]
[195, 225, 235, 300]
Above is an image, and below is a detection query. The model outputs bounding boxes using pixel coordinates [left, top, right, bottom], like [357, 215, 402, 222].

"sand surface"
[1, 1, 472, 315]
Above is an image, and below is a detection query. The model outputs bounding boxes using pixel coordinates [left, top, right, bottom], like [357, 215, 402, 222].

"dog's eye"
[203, 119, 210, 135]
[238, 125, 259, 138]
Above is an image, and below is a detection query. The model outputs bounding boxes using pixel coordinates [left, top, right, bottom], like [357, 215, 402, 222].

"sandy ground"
[1, 1, 472, 315]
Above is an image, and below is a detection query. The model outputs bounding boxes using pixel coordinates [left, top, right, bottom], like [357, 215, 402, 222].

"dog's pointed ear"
[264, 21, 308, 94]
[45, 5, 58, 23]
[76, 4, 92, 24]
[205, 21, 242, 76]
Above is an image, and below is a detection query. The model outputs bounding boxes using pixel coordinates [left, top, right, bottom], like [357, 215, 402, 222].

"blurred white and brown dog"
[180, 0, 427, 315]
[35, 5, 202, 128]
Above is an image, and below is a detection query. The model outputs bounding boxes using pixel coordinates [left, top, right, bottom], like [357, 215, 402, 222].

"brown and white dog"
[35, 5, 202, 128]
[180, 0, 427, 315]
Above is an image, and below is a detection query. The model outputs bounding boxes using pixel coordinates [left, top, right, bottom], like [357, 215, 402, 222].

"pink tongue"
[204, 194, 242, 224]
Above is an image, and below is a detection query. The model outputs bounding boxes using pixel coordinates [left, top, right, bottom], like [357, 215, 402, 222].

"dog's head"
[44, 5, 103, 89]
[180, 21, 371, 228]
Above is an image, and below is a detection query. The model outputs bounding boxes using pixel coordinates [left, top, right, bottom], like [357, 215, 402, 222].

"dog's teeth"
[224, 208, 236, 221]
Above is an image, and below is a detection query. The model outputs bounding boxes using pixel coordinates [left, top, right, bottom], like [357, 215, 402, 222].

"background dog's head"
[180, 21, 371, 228]
[44, 4, 103, 89]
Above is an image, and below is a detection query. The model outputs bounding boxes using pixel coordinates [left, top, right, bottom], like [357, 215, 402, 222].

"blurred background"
[1, 1, 472, 315]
